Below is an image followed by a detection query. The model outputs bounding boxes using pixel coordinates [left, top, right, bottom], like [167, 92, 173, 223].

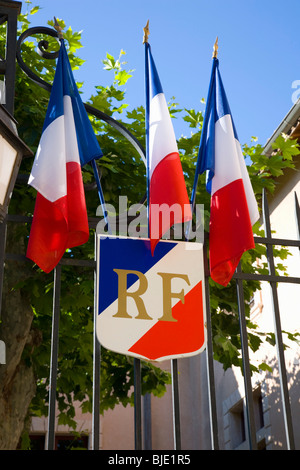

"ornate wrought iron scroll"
[16, 26, 147, 168]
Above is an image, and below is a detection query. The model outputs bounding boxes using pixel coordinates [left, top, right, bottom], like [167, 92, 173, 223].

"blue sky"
[22, 0, 300, 149]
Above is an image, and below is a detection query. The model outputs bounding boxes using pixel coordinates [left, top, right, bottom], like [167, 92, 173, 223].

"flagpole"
[190, 38, 218, 207]
[143, 20, 150, 228]
[54, 18, 112, 235]
[91, 159, 112, 234]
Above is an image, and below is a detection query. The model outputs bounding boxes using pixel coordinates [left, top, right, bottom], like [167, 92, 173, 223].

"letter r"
[113, 269, 152, 320]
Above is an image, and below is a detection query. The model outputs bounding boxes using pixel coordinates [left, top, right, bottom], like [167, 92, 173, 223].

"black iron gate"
[0, 22, 299, 451]
[2, 188, 300, 451]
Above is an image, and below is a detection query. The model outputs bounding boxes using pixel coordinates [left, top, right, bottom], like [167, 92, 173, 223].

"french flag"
[145, 43, 192, 253]
[26, 40, 102, 273]
[196, 57, 259, 286]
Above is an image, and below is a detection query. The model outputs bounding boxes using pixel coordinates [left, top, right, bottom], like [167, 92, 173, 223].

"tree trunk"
[0, 221, 39, 449]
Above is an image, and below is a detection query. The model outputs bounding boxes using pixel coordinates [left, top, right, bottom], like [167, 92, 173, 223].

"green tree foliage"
[4, 5, 299, 432]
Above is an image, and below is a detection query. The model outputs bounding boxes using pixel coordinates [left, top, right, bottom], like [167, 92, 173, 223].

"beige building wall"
[139, 158, 300, 451]
[249, 164, 300, 450]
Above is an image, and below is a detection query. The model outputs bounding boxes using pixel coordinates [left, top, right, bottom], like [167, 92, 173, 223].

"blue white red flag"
[196, 58, 259, 286]
[26, 40, 103, 272]
[145, 43, 192, 253]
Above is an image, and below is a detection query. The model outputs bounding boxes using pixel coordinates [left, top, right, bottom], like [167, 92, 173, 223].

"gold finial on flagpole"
[54, 17, 64, 39]
[143, 20, 150, 44]
[212, 36, 218, 59]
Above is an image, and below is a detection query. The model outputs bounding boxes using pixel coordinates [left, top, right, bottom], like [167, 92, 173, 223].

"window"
[55, 435, 89, 450]
[253, 387, 264, 431]
[28, 434, 89, 450]
[223, 385, 268, 450]
[28, 434, 45, 450]
[229, 400, 246, 448]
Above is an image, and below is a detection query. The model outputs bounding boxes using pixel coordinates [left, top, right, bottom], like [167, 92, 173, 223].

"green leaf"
[103, 53, 119, 71]
[30, 6, 39, 14]
[115, 69, 133, 86]
[183, 108, 203, 128]
[258, 362, 273, 373]
[272, 133, 300, 160]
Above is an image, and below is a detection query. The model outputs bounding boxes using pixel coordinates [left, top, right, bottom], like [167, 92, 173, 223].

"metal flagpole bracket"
[15, 24, 147, 214]
[16, 25, 146, 167]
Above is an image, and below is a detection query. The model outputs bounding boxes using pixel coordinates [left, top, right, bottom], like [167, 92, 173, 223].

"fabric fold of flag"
[196, 58, 259, 286]
[26, 40, 103, 273]
[145, 43, 192, 254]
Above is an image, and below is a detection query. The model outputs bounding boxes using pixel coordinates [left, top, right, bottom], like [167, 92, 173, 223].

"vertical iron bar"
[235, 263, 257, 450]
[47, 264, 61, 450]
[91, 156, 112, 448]
[134, 358, 142, 449]
[171, 359, 181, 450]
[203, 242, 219, 449]
[5, 6, 20, 115]
[295, 192, 300, 241]
[92, 310, 101, 450]
[0, 216, 7, 320]
[92, 235, 101, 450]
[143, 393, 152, 450]
[262, 188, 295, 450]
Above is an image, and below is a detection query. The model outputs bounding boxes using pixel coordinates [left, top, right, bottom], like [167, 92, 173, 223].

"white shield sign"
[96, 235, 206, 362]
